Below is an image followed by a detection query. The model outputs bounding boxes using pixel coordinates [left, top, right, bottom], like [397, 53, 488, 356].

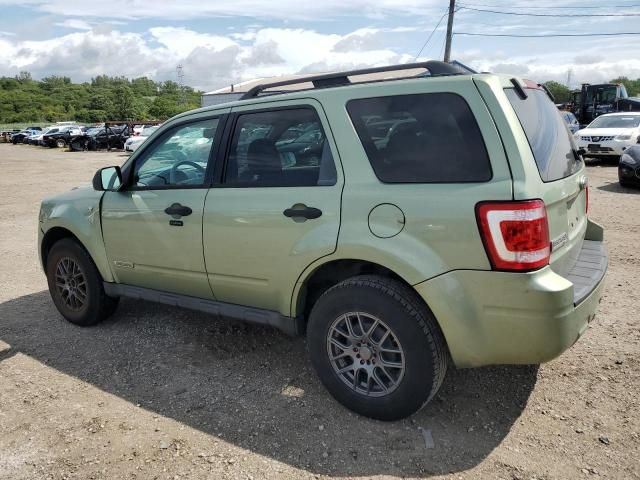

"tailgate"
[504, 85, 588, 277]
[543, 170, 588, 277]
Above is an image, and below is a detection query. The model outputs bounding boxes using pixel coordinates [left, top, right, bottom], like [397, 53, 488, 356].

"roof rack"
[239, 61, 472, 100]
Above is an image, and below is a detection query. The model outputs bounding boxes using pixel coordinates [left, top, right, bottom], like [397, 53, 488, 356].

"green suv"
[38, 62, 607, 420]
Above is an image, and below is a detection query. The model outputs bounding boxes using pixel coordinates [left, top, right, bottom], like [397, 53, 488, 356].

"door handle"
[283, 204, 323, 220]
[164, 203, 193, 217]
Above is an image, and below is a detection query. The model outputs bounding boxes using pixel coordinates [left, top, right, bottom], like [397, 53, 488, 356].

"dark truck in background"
[571, 83, 640, 126]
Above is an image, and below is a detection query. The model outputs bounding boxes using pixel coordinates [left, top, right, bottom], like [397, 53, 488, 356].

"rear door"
[202, 99, 343, 314]
[504, 86, 588, 276]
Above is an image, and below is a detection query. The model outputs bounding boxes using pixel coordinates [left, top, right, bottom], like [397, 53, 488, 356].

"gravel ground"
[0, 143, 638, 480]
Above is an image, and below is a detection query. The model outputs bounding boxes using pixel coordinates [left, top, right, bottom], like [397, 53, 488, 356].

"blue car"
[561, 111, 580, 134]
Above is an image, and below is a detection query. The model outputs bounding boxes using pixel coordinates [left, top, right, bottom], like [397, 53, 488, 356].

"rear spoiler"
[510, 78, 555, 102]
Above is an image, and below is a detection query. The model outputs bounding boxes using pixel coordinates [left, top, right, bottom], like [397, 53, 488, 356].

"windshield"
[141, 127, 159, 137]
[588, 115, 640, 129]
[585, 86, 618, 104]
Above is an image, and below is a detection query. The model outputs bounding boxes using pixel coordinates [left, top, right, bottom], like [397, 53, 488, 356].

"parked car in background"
[28, 128, 59, 145]
[561, 111, 580, 134]
[10, 129, 39, 144]
[43, 126, 84, 148]
[88, 125, 130, 150]
[574, 112, 640, 162]
[619, 145, 640, 188]
[38, 62, 607, 421]
[124, 126, 159, 152]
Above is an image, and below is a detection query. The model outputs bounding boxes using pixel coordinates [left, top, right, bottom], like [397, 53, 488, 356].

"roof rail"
[239, 61, 471, 100]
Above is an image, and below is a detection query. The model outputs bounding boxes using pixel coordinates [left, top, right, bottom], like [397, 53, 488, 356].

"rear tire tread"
[309, 274, 448, 419]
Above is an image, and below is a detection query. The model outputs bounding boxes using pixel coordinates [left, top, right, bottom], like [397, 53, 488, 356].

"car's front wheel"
[307, 275, 448, 421]
[55, 138, 66, 148]
[46, 238, 119, 326]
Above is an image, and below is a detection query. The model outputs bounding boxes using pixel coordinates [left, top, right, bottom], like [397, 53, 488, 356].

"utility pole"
[443, 0, 456, 63]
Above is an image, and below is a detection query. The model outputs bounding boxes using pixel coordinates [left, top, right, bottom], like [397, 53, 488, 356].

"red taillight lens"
[585, 184, 589, 214]
[476, 200, 550, 272]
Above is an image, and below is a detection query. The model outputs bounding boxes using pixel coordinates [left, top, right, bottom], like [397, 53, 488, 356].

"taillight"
[476, 200, 550, 272]
[585, 184, 589, 214]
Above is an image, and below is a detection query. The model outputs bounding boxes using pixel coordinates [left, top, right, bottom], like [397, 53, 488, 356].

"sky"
[0, 0, 639, 92]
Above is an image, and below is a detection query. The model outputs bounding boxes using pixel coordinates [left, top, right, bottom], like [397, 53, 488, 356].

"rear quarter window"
[346, 93, 492, 183]
[505, 88, 582, 182]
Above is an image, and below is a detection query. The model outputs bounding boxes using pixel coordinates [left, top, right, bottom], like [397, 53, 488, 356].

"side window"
[347, 93, 492, 183]
[224, 108, 337, 187]
[132, 118, 219, 188]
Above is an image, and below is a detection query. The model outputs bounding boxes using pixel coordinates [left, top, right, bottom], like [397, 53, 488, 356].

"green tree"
[543, 81, 572, 103]
[0, 71, 203, 123]
[610, 77, 640, 97]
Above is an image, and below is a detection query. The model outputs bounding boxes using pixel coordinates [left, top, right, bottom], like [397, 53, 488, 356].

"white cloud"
[149, 27, 236, 57]
[0, 0, 444, 21]
[1, 17, 639, 93]
[0, 26, 414, 90]
[54, 19, 92, 30]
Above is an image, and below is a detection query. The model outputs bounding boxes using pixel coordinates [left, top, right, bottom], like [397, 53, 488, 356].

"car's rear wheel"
[46, 238, 119, 326]
[307, 275, 448, 421]
[56, 138, 66, 148]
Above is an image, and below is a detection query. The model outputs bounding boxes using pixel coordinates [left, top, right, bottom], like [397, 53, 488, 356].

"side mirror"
[93, 166, 122, 191]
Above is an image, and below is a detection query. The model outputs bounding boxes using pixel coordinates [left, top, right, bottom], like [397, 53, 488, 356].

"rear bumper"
[415, 220, 607, 368]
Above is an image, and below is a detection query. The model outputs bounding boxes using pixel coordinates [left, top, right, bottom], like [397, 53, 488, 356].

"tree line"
[2, 70, 639, 124]
[0, 72, 202, 124]
[544, 77, 640, 104]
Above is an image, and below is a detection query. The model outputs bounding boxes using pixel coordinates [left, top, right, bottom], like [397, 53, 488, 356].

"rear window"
[505, 88, 582, 182]
[347, 93, 492, 183]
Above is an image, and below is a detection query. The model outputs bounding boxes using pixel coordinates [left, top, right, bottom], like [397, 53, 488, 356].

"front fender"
[39, 188, 114, 282]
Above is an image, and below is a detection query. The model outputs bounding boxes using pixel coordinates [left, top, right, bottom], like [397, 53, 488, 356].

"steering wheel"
[170, 160, 205, 184]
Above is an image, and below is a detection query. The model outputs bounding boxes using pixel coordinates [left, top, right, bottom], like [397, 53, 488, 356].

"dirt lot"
[0, 142, 638, 480]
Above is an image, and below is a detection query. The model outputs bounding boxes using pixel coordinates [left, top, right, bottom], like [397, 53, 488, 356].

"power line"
[459, 1, 640, 9]
[458, 5, 640, 17]
[454, 31, 640, 37]
[413, 9, 450, 60]
[439, 31, 447, 59]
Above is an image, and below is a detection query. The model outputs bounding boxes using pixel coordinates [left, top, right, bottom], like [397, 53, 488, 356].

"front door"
[101, 114, 226, 299]
[203, 101, 343, 314]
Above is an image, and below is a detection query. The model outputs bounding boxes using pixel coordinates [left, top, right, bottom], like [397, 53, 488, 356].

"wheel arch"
[41, 227, 84, 269]
[40, 225, 114, 282]
[294, 258, 416, 326]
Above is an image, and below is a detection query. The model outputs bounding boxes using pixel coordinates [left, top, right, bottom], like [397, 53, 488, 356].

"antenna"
[176, 64, 185, 105]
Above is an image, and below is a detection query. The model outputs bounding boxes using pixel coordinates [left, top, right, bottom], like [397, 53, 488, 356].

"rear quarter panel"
[474, 75, 588, 276]
[295, 77, 513, 290]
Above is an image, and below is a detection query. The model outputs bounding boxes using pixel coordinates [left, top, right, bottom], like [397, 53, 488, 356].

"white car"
[574, 112, 640, 161]
[124, 126, 159, 152]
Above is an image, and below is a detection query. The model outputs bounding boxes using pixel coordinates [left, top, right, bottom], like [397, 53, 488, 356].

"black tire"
[307, 275, 448, 421]
[55, 138, 66, 148]
[46, 238, 119, 326]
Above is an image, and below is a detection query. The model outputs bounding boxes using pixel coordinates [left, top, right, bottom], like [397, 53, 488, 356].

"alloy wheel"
[326, 312, 405, 397]
[54, 257, 87, 311]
